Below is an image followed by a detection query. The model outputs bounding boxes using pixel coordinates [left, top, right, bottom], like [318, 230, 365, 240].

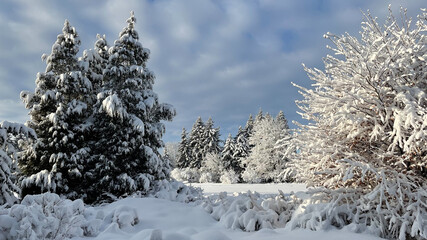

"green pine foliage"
[20, 20, 92, 199]
[87, 12, 175, 203]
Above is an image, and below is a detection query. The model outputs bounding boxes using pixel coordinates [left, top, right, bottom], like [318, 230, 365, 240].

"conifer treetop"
[43, 20, 81, 74]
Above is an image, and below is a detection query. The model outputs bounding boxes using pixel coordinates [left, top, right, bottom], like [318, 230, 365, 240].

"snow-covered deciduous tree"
[242, 113, 290, 183]
[164, 142, 180, 168]
[199, 153, 224, 183]
[20, 20, 92, 199]
[87, 12, 175, 203]
[0, 121, 36, 206]
[293, 8, 426, 239]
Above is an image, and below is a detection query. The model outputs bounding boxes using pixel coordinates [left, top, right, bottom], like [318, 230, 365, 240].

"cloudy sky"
[0, 0, 424, 143]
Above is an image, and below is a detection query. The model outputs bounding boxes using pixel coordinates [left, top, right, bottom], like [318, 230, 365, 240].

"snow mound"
[0, 193, 97, 240]
[202, 190, 302, 232]
[150, 180, 203, 203]
[107, 206, 139, 229]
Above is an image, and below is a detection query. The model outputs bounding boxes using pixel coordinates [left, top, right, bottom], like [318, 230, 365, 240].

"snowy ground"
[190, 182, 307, 195]
[70, 183, 383, 240]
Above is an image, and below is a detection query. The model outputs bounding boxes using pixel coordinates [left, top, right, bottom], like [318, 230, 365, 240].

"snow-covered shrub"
[202, 190, 302, 232]
[0, 121, 36, 206]
[150, 179, 203, 203]
[289, 172, 427, 240]
[0, 193, 99, 240]
[199, 172, 215, 183]
[241, 168, 262, 183]
[104, 206, 139, 229]
[220, 169, 239, 184]
[170, 167, 200, 183]
[292, 8, 427, 240]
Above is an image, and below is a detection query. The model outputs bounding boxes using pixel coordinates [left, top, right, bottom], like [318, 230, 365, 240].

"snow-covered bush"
[289, 173, 426, 239]
[199, 172, 215, 183]
[104, 206, 139, 229]
[170, 167, 200, 183]
[202, 190, 302, 232]
[0, 193, 99, 240]
[0, 121, 36, 206]
[241, 168, 262, 183]
[151, 179, 203, 203]
[292, 7, 427, 240]
[220, 169, 239, 184]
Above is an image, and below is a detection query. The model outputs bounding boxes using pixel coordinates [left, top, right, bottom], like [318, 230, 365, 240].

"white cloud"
[0, 0, 425, 142]
[0, 99, 29, 124]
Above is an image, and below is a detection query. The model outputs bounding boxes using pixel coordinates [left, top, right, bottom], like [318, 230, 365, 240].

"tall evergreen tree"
[221, 133, 236, 170]
[188, 117, 205, 168]
[233, 126, 249, 175]
[0, 121, 36, 206]
[88, 12, 175, 203]
[203, 117, 221, 155]
[80, 34, 109, 101]
[264, 112, 272, 121]
[176, 128, 191, 168]
[20, 20, 92, 198]
[255, 108, 263, 124]
[275, 110, 289, 129]
[245, 114, 254, 135]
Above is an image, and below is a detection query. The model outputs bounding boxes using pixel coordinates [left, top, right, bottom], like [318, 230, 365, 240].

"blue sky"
[0, 0, 424, 143]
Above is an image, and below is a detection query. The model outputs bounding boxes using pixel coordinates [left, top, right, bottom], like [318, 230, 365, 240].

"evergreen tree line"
[1, 12, 175, 205]
[169, 109, 293, 183]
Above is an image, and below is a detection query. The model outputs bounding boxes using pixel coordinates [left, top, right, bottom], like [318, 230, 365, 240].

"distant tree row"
[169, 109, 294, 183]
[1, 13, 175, 205]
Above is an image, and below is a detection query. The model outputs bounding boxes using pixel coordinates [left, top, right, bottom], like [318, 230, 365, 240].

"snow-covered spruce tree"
[188, 117, 205, 168]
[242, 114, 289, 183]
[232, 126, 248, 176]
[275, 110, 289, 130]
[88, 12, 175, 203]
[20, 20, 92, 199]
[293, 8, 426, 239]
[203, 117, 221, 156]
[176, 128, 191, 168]
[0, 121, 36, 206]
[221, 133, 236, 170]
[254, 108, 264, 124]
[80, 34, 109, 102]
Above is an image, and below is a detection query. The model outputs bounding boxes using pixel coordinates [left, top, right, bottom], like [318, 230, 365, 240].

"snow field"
[73, 183, 382, 240]
[190, 182, 307, 196]
[0, 183, 384, 240]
